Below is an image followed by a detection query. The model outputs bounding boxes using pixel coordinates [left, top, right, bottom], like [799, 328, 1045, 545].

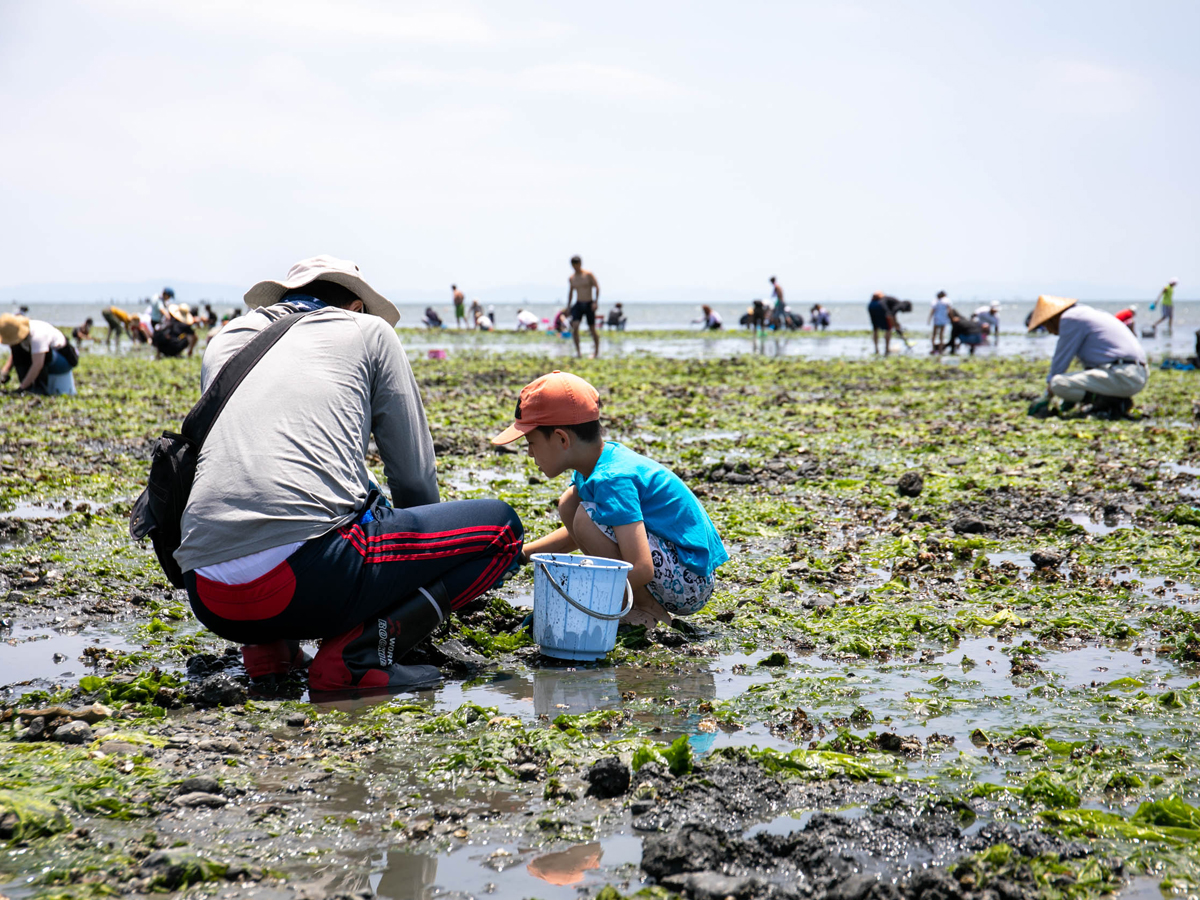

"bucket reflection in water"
[372, 849, 436, 900]
[526, 842, 603, 886]
[532, 668, 621, 717]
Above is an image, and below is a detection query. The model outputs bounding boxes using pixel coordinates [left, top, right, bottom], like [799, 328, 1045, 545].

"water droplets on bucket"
[530, 553, 633, 661]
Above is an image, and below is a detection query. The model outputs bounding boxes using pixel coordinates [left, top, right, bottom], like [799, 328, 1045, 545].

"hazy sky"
[1, 0, 1196, 302]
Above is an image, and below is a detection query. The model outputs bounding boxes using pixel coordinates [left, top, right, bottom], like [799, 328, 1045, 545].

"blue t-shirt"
[572, 441, 728, 578]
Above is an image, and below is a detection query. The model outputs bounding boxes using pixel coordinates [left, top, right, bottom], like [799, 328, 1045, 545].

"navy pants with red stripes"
[184, 498, 523, 646]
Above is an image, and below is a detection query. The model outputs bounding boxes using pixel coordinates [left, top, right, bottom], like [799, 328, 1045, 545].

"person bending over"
[1026, 295, 1147, 419]
[175, 255, 523, 694]
[947, 308, 984, 355]
[151, 305, 198, 359]
[695, 305, 723, 330]
[72, 318, 97, 348]
[0, 314, 75, 394]
[493, 371, 727, 629]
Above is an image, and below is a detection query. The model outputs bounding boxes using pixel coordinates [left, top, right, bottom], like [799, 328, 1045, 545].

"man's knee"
[1048, 376, 1086, 402]
[484, 498, 523, 540]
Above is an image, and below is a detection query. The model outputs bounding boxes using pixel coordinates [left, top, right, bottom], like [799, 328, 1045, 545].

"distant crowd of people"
[94, 288, 240, 359]
[734, 278, 832, 333]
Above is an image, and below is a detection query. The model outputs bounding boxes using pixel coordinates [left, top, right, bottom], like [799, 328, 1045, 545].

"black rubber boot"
[309, 583, 449, 693]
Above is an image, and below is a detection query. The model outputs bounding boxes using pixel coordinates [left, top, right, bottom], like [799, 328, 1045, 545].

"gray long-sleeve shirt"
[174, 303, 438, 572]
[1047, 304, 1146, 383]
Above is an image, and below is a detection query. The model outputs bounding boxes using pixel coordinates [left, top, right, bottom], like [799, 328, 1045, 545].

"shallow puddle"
[0, 624, 137, 696]
[371, 832, 644, 900]
[1067, 513, 1133, 535]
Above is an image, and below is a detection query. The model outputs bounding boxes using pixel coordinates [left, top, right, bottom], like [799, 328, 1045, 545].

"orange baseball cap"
[491, 371, 600, 445]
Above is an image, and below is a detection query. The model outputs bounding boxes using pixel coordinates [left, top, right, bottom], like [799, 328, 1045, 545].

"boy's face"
[524, 428, 571, 478]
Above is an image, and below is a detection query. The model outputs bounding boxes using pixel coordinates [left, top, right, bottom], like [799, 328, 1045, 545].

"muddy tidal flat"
[3, 334, 1200, 900]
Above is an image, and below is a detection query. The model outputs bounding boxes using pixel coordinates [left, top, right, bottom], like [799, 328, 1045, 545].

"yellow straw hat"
[1027, 295, 1077, 331]
[0, 314, 30, 345]
[167, 304, 195, 326]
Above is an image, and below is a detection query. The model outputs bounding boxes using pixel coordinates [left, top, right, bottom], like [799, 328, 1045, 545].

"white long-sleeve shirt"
[1047, 304, 1146, 383]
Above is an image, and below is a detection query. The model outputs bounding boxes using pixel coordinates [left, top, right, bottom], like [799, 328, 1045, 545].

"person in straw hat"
[0, 313, 76, 394]
[1026, 295, 1147, 418]
[151, 304, 199, 359]
[173, 255, 524, 694]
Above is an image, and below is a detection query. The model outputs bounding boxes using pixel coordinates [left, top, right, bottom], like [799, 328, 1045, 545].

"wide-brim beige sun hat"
[0, 313, 30, 345]
[1028, 295, 1077, 331]
[167, 304, 195, 326]
[244, 255, 399, 326]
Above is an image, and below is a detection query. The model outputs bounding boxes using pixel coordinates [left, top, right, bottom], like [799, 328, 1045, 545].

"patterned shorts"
[581, 502, 714, 615]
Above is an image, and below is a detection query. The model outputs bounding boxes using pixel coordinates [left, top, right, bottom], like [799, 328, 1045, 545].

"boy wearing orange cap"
[493, 371, 727, 627]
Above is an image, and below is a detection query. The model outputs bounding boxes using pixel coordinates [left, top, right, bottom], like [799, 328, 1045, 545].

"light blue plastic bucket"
[530, 553, 634, 661]
[44, 371, 76, 396]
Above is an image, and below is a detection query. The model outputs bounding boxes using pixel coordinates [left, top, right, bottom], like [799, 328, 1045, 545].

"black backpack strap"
[180, 308, 320, 446]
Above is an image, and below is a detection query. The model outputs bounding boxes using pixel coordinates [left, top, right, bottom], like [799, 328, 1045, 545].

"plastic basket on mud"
[530, 553, 633, 661]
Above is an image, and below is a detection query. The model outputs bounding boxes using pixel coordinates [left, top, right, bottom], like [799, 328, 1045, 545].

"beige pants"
[1049, 362, 1147, 403]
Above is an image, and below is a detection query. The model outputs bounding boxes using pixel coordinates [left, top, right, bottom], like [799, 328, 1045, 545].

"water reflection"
[372, 849, 436, 900]
[526, 842, 603, 886]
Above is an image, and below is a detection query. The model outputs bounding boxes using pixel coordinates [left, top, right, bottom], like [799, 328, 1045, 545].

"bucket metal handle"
[538, 562, 634, 622]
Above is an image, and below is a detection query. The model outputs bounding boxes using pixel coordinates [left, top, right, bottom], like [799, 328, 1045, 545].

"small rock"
[51, 720, 93, 744]
[173, 792, 228, 809]
[897, 471, 924, 498]
[950, 516, 987, 534]
[284, 712, 308, 727]
[18, 716, 46, 741]
[876, 732, 922, 757]
[828, 872, 886, 900]
[516, 762, 540, 781]
[140, 849, 214, 889]
[196, 737, 243, 754]
[180, 775, 221, 795]
[99, 741, 151, 756]
[185, 653, 226, 678]
[1030, 549, 1063, 569]
[70, 702, 113, 724]
[1010, 658, 1042, 676]
[585, 757, 631, 798]
[1010, 736, 1046, 753]
[661, 872, 757, 900]
[188, 674, 248, 709]
[946, 456, 967, 467]
[430, 639, 494, 675]
[649, 628, 687, 648]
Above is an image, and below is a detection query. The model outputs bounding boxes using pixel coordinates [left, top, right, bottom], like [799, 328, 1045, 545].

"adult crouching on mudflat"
[0, 314, 77, 395]
[1026, 295, 1147, 419]
[173, 255, 523, 694]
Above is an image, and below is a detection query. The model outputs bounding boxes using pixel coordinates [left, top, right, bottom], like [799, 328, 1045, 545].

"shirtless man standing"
[769, 277, 785, 329]
[452, 285, 466, 329]
[568, 255, 601, 358]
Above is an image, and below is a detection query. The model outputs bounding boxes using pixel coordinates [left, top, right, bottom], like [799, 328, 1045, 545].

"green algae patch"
[711, 745, 904, 783]
[0, 788, 71, 840]
[954, 842, 1123, 900]
[632, 736, 694, 777]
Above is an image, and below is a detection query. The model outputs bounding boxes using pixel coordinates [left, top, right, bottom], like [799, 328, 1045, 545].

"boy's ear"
[554, 427, 572, 449]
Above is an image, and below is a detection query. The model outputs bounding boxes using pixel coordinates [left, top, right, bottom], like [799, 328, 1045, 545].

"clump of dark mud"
[586, 756, 631, 798]
[896, 471, 924, 498]
[629, 759, 1118, 900]
[644, 810, 1102, 900]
